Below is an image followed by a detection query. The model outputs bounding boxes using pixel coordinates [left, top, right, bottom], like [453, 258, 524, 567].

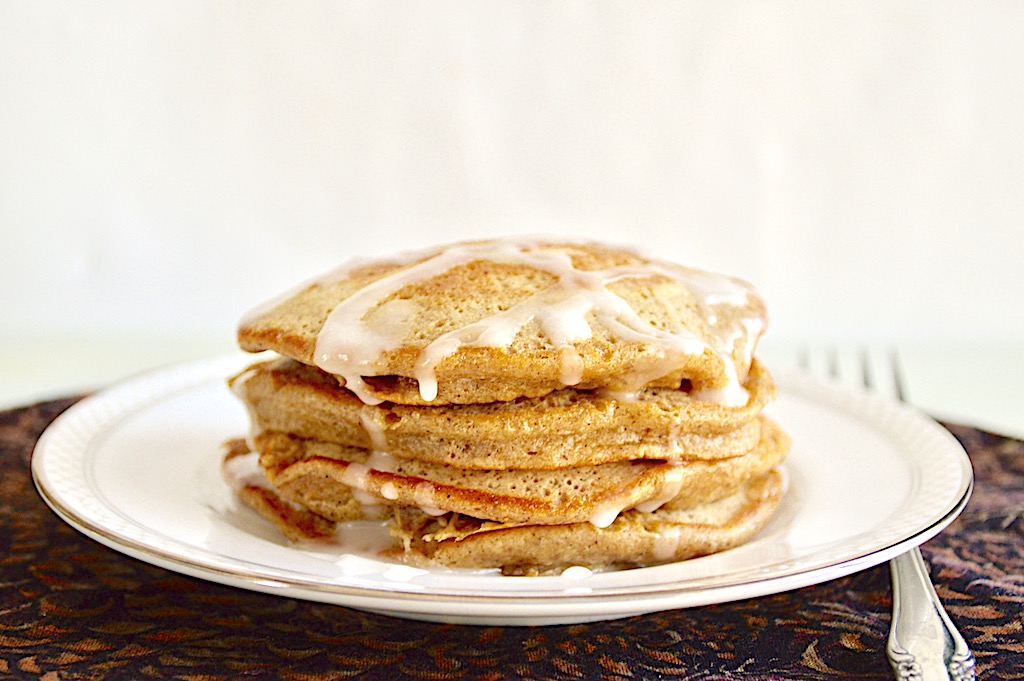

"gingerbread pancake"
[237, 238, 767, 406]
[229, 356, 778, 469]
[244, 417, 789, 526]
[391, 470, 785, 574]
[223, 439, 785, 575]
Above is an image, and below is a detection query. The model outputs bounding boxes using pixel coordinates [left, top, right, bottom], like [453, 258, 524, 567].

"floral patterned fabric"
[2, 397, 1021, 680]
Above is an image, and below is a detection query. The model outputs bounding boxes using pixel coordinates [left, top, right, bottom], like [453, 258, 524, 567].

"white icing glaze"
[312, 237, 764, 405]
[380, 482, 399, 501]
[360, 406, 389, 452]
[413, 481, 447, 517]
[652, 526, 683, 562]
[691, 359, 750, 407]
[229, 370, 267, 452]
[557, 346, 585, 386]
[365, 449, 398, 473]
[634, 462, 686, 513]
[221, 451, 311, 515]
[560, 565, 594, 579]
[588, 500, 628, 529]
[221, 451, 272, 492]
[341, 461, 371, 490]
[328, 523, 401, 563]
[336, 462, 385, 510]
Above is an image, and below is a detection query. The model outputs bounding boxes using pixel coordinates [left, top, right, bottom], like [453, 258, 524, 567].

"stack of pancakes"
[225, 238, 789, 574]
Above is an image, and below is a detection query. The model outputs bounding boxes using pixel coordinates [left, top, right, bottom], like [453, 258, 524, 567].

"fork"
[799, 346, 977, 681]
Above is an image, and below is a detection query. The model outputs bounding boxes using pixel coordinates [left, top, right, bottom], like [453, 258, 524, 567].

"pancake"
[221, 438, 337, 542]
[238, 238, 767, 406]
[247, 417, 789, 526]
[223, 438, 784, 574]
[391, 470, 785, 575]
[230, 355, 777, 469]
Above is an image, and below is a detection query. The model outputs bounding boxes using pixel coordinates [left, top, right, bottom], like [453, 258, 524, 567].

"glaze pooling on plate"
[32, 355, 972, 625]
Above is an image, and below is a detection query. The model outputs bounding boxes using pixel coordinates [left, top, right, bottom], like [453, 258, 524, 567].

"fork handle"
[887, 547, 976, 680]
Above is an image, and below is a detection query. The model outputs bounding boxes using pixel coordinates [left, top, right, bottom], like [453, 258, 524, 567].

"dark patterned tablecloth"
[2, 397, 1022, 680]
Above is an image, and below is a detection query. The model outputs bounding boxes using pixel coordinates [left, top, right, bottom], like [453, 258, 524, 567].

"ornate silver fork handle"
[874, 351, 976, 680]
[887, 547, 976, 680]
[801, 347, 976, 680]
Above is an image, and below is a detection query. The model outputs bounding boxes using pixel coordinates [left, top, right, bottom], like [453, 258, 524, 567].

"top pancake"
[238, 238, 768, 406]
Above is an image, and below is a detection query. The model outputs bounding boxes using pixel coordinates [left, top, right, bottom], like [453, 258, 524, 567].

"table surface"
[1, 339, 1022, 679]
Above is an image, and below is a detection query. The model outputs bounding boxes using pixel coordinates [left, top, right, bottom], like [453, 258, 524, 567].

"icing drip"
[634, 462, 686, 513]
[359, 406, 389, 452]
[337, 462, 380, 509]
[652, 526, 683, 562]
[380, 482, 399, 501]
[560, 565, 593, 579]
[313, 238, 763, 405]
[588, 500, 628, 528]
[413, 482, 446, 517]
[557, 346, 585, 386]
[221, 450, 272, 492]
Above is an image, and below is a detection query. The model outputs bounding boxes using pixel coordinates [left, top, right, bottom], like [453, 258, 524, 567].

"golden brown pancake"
[237, 239, 767, 406]
[247, 417, 789, 526]
[230, 355, 778, 469]
[224, 436, 785, 574]
[221, 439, 336, 542]
[223, 444, 785, 574]
[391, 470, 785, 575]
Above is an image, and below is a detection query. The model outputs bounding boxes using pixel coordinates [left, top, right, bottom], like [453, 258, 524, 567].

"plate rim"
[31, 353, 974, 623]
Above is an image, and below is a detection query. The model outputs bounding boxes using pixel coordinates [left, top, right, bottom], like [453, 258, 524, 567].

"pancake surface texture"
[239, 238, 767, 406]
[226, 236, 790, 574]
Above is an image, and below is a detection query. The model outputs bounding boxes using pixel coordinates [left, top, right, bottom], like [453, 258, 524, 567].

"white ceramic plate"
[32, 354, 972, 626]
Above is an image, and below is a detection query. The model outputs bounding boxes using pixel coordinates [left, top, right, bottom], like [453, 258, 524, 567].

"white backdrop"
[3, 2, 1023, 352]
